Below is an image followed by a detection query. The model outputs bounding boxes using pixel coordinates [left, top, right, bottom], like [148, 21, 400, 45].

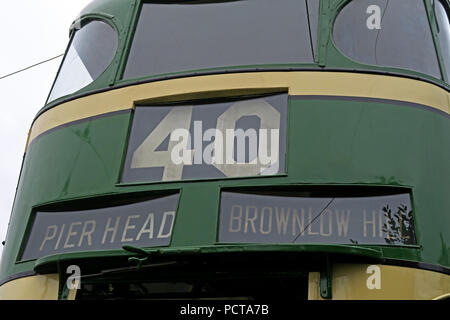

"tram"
[0, 0, 449, 300]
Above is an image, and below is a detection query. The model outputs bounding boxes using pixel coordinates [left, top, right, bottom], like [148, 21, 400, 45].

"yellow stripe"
[28, 72, 450, 146]
[2, 265, 448, 300]
[0, 274, 59, 300]
[0, 274, 78, 300]
[308, 264, 450, 300]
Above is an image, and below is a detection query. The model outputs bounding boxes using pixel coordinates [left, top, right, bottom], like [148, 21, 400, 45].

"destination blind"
[218, 191, 416, 246]
[121, 94, 287, 183]
[20, 193, 179, 261]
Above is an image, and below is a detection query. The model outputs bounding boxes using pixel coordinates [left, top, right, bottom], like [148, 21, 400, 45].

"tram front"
[0, 0, 449, 300]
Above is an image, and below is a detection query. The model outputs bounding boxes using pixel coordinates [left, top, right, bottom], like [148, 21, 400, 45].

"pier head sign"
[21, 194, 179, 261]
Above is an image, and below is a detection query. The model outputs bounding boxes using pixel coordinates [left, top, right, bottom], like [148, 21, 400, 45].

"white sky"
[0, 0, 93, 261]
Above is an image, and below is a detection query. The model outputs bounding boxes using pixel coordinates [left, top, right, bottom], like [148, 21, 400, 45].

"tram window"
[123, 0, 316, 79]
[48, 21, 118, 102]
[333, 0, 441, 79]
[76, 276, 308, 300]
[433, 0, 450, 82]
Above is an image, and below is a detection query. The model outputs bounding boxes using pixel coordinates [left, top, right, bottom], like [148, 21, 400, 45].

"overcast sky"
[0, 0, 93, 261]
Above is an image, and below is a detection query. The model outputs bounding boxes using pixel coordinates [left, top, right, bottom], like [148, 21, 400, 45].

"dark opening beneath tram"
[73, 253, 315, 300]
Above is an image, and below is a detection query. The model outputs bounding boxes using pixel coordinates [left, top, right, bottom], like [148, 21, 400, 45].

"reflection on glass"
[48, 21, 118, 102]
[382, 203, 416, 245]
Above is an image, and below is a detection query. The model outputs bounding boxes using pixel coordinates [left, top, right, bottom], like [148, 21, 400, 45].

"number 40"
[130, 99, 281, 181]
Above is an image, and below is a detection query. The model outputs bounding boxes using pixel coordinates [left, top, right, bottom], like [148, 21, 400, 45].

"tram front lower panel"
[1, 89, 449, 282]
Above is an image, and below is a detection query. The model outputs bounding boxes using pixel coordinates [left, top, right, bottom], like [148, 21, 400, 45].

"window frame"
[427, 0, 450, 83]
[117, 0, 322, 84]
[45, 16, 121, 105]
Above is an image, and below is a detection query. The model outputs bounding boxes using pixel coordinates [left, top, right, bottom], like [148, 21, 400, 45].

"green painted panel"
[1, 98, 448, 283]
[0, 112, 131, 280]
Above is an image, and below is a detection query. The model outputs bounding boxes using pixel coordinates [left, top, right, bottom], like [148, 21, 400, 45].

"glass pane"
[333, 0, 441, 78]
[48, 21, 118, 102]
[21, 193, 179, 261]
[121, 94, 288, 183]
[435, 0, 450, 81]
[123, 0, 315, 79]
[219, 191, 416, 246]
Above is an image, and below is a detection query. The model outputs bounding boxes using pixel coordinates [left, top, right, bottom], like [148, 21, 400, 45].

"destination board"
[121, 94, 287, 183]
[21, 194, 179, 261]
[218, 192, 416, 246]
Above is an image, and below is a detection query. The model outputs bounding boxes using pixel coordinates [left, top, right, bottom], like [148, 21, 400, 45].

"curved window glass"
[333, 0, 441, 79]
[48, 21, 118, 102]
[123, 0, 318, 80]
[434, 0, 450, 82]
